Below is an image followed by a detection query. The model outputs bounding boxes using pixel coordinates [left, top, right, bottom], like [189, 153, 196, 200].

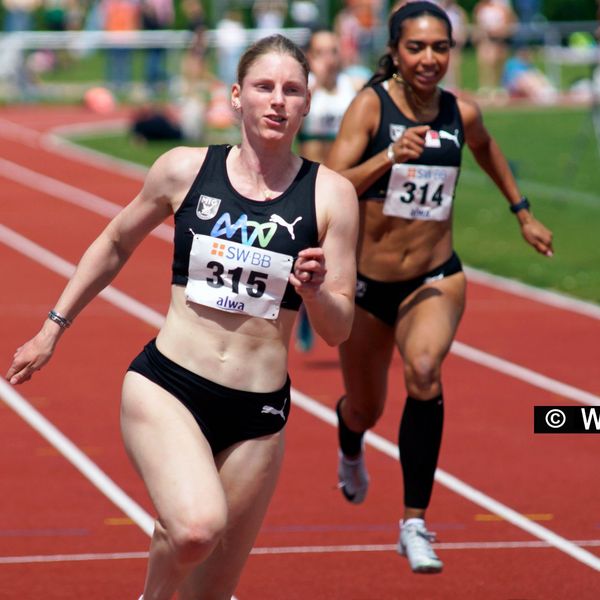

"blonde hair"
[237, 34, 310, 85]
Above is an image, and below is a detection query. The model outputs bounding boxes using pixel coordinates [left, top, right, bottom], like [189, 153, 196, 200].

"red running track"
[1, 105, 599, 599]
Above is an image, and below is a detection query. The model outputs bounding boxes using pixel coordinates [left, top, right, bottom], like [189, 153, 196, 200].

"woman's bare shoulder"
[137, 146, 210, 210]
[153, 146, 209, 184]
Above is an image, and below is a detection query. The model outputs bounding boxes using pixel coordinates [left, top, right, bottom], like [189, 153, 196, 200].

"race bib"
[185, 234, 293, 320]
[383, 164, 459, 221]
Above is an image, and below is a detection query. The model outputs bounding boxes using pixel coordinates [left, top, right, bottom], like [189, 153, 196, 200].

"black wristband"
[510, 197, 530, 214]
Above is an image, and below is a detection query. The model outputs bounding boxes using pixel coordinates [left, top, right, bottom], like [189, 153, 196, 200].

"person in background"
[299, 29, 359, 164]
[102, 0, 141, 96]
[502, 44, 558, 104]
[252, 0, 287, 29]
[214, 9, 246, 88]
[295, 29, 360, 352]
[326, 1, 553, 575]
[6, 34, 358, 600]
[472, 0, 517, 95]
[2, 0, 39, 31]
[140, 0, 174, 96]
[438, 0, 468, 90]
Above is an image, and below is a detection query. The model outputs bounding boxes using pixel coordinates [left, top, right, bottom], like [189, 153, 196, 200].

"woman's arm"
[459, 98, 554, 257]
[324, 89, 391, 196]
[6, 147, 205, 384]
[325, 87, 430, 196]
[290, 167, 358, 346]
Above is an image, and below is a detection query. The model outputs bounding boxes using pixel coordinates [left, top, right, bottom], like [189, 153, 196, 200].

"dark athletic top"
[172, 144, 320, 311]
[359, 84, 464, 200]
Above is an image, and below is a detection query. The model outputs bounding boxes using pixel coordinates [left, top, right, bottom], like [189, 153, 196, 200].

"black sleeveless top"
[359, 84, 464, 200]
[172, 144, 320, 311]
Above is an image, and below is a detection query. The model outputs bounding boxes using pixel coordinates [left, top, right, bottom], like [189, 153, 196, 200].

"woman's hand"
[391, 125, 430, 163]
[289, 247, 327, 297]
[520, 216, 554, 257]
[5, 330, 57, 385]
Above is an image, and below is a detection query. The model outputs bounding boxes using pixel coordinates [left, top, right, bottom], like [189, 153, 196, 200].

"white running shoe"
[337, 450, 369, 504]
[398, 519, 443, 574]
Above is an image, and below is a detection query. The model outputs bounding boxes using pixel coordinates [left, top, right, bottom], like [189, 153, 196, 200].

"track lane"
[2, 107, 600, 599]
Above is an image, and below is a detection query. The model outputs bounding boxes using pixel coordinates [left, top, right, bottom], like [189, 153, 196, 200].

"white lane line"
[464, 266, 600, 321]
[451, 341, 600, 406]
[2, 226, 599, 573]
[3, 539, 600, 564]
[0, 158, 172, 243]
[250, 539, 600, 555]
[0, 551, 149, 565]
[0, 379, 154, 537]
[0, 225, 166, 328]
[43, 129, 148, 180]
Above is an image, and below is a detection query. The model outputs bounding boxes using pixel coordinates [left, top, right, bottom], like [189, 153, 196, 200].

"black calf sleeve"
[337, 397, 365, 457]
[399, 394, 444, 509]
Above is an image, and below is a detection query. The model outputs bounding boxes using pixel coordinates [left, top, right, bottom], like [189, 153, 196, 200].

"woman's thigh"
[339, 305, 396, 411]
[178, 432, 286, 600]
[120, 372, 227, 528]
[395, 272, 466, 375]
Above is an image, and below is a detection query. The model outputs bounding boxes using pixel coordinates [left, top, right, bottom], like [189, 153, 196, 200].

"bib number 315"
[185, 234, 293, 319]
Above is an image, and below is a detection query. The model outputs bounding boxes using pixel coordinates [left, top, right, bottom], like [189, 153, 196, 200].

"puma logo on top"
[269, 214, 303, 240]
[439, 129, 460, 148]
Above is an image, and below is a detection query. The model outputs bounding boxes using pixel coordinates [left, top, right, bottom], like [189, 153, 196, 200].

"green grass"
[454, 106, 600, 302]
[71, 104, 600, 304]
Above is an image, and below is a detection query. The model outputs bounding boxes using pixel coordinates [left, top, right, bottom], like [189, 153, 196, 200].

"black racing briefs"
[127, 339, 291, 455]
[355, 252, 463, 326]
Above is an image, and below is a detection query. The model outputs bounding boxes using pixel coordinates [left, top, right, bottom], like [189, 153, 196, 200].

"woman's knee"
[344, 395, 385, 430]
[404, 352, 442, 396]
[163, 505, 228, 565]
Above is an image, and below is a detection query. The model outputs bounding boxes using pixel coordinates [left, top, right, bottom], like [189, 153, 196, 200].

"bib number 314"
[383, 163, 459, 221]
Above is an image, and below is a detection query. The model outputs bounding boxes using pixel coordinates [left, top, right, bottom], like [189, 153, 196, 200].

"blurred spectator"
[334, 0, 378, 71]
[43, 0, 68, 30]
[43, 0, 84, 31]
[177, 0, 211, 141]
[472, 0, 517, 94]
[290, 0, 319, 28]
[140, 0, 175, 95]
[130, 102, 182, 141]
[512, 0, 544, 47]
[252, 0, 287, 30]
[214, 10, 245, 88]
[2, 0, 40, 31]
[298, 29, 359, 163]
[102, 0, 141, 95]
[179, 0, 208, 95]
[502, 45, 557, 104]
[438, 0, 468, 90]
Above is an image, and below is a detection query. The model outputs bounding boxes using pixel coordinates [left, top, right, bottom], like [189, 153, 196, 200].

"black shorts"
[127, 339, 291, 455]
[355, 252, 463, 327]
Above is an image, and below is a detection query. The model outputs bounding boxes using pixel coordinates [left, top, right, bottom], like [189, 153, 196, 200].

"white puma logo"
[424, 272, 444, 284]
[439, 129, 460, 148]
[269, 214, 302, 240]
[261, 397, 287, 421]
